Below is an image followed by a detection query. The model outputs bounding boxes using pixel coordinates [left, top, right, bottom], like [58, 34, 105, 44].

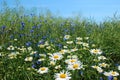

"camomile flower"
[59, 49, 69, 54]
[99, 63, 109, 68]
[96, 67, 103, 73]
[109, 71, 119, 76]
[49, 52, 63, 61]
[70, 48, 78, 52]
[90, 49, 102, 55]
[67, 62, 83, 70]
[91, 65, 103, 73]
[98, 56, 106, 60]
[54, 70, 71, 80]
[65, 58, 78, 64]
[38, 44, 45, 48]
[50, 61, 56, 66]
[38, 67, 48, 74]
[8, 52, 17, 59]
[64, 35, 71, 40]
[76, 37, 82, 40]
[82, 43, 89, 47]
[7, 45, 15, 50]
[76, 41, 83, 45]
[25, 57, 33, 61]
[104, 71, 119, 76]
[66, 41, 73, 44]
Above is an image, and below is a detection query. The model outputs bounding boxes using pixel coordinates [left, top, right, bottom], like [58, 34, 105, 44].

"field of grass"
[0, 2, 120, 80]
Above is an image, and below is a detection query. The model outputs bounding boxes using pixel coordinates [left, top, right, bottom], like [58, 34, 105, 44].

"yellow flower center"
[54, 55, 59, 59]
[60, 50, 64, 54]
[94, 50, 99, 53]
[111, 72, 116, 75]
[73, 64, 79, 69]
[60, 74, 66, 78]
[40, 67, 46, 71]
[70, 59, 76, 63]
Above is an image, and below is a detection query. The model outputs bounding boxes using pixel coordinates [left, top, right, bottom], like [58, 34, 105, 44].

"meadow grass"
[0, 2, 120, 80]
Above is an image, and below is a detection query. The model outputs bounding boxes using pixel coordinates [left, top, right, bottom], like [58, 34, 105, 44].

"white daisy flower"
[82, 43, 89, 47]
[7, 45, 15, 50]
[96, 67, 103, 73]
[104, 71, 119, 76]
[59, 49, 69, 54]
[99, 63, 109, 68]
[49, 52, 63, 61]
[38, 44, 45, 48]
[76, 41, 83, 45]
[25, 57, 33, 61]
[38, 67, 48, 74]
[67, 62, 83, 70]
[76, 37, 82, 40]
[90, 49, 102, 55]
[65, 58, 78, 64]
[70, 48, 78, 52]
[109, 71, 119, 76]
[66, 41, 73, 44]
[54, 70, 71, 80]
[98, 56, 106, 60]
[64, 35, 71, 40]
[55, 65, 61, 69]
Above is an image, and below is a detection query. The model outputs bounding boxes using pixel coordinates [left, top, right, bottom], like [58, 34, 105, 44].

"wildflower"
[67, 62, 83, 70]
[70, 48, 78, 52]
[38, 44, 45, 48]
[109, 71, 119, 76]
[76, 41, 83, 45]
[59, 49, 69, 54]
[90, 49, 102, 55]
[104, 71, 119, 76]
[27, 47, 32, 51]
[54, 70, 71, 80]
[55, 65, 61, 69]
[108, 76, 113, 80]
[26, 41, 32, 47]
[7, 45, 15, 50]
[49, 52, 63, 61]
[99, 63, 109, 68]
[50, 61, 56, 66]
[76, 37, 82, 40]
[91, 65, 103, 73]
[38, 67, 48, 74]
[46, 46, 51, 50]
[25, 57, 33, 61]
[82, 43, 89, 47]
[65, 58, 78, 64]
[66, 41, 73, 44]
[8, 52, 17, 59]
[64, 35, 71, 40]
[98, 56, 106, 60]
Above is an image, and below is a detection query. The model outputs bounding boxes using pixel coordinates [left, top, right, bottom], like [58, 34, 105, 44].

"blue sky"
[0, 0, 120, 22]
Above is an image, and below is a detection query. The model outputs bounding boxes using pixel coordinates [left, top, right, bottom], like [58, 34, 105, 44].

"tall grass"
[0, 1, 120, 80]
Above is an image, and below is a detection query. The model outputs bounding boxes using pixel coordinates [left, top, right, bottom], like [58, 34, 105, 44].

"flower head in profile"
[90, 49, 102, 55]
[64, 35, 71, 40]
[49, 52, 63, 61]
[25, 57, 33, 61]
[54, 70, 71, 80]
[38, 67, 48, 74]
[104, 71, 119, 76]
